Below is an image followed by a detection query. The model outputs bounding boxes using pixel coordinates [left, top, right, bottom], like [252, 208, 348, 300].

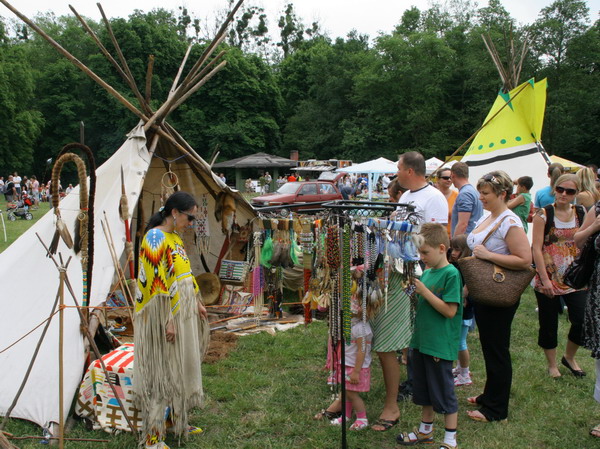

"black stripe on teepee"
[465, 147, 540, 166]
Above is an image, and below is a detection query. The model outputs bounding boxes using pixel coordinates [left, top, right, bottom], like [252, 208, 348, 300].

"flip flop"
[371, 418, 399, 431]
[590, 424, 600, 438]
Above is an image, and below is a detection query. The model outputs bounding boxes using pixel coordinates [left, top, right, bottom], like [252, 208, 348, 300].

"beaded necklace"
[341, 223, 352, 342]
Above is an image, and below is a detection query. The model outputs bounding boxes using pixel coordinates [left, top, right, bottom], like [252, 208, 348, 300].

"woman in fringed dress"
[134, 192, 209, 449]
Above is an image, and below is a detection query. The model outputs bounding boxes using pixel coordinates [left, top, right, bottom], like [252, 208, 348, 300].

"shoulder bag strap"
[480, 215, 510, 246]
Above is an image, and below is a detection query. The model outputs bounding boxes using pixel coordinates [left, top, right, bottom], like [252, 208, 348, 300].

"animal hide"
[214, 192, 237, 234]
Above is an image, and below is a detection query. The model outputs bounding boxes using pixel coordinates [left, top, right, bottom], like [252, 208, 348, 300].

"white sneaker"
[452, 366, 460, 377]
[454, 373, 473, 386]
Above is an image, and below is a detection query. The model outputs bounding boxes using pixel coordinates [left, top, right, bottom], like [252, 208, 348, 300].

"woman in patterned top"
[531, 174, 587, 378]
[134, 191, 208, 449]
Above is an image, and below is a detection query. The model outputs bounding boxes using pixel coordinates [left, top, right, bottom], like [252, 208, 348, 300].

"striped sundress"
[370, 272, 413, 352]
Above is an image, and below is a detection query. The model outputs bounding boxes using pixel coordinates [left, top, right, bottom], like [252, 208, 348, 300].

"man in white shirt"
[396, 151, 448, 225]
[13, 172, 22, 197]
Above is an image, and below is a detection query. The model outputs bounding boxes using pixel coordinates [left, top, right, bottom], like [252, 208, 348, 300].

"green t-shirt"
[512, 192, 532, 232]
[410, 264, 463, 361]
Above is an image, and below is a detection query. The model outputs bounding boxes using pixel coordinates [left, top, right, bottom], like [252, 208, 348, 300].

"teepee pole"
[35, 234, 137, 434]
[145, 55, 155, 103]
[169, 43, 193, 97]
[58, 264, 65, 449]
[97, 3, 151, 115]
[171, 60, 227, 111]
[0, 0, 148, 122]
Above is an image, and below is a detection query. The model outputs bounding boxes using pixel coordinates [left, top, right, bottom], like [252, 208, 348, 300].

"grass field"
[0, 201, 50, 253]
[3, 287, 600, 448]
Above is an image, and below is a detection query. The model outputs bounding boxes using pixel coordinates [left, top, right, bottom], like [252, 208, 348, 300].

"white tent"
[425, 157, 444, 175]
[0, 0, 254, 433]
[336, 157, 397, 200]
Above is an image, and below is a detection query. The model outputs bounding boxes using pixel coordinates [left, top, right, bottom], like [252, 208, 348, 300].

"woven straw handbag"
[458, 216, 535, 308]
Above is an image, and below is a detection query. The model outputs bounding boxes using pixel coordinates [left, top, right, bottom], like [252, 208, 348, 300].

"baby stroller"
[6, 194, 33, 221]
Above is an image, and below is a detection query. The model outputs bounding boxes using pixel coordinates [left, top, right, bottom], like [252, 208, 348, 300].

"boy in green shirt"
[508, 176, 533, 232]
[397, 223, 463, 449]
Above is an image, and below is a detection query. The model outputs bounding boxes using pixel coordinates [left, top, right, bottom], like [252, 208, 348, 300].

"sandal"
[590, 424, 600, 438]
[350, 418, 369, 431]
[314, 409, 342, 420]
[467, 410, 507, 423]
[371, 418, 399, 432]
[561, 356, 586, 377]
[396, 428, 434, 445]
[439, 444, 458, 449]
[466, 396, 479, 405]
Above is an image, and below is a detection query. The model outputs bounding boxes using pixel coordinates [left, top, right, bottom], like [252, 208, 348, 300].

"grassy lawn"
[3, 287, 599, 448]
[0, 201, 50, 253]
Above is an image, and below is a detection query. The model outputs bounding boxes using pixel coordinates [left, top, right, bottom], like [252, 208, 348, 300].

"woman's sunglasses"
[555, 186, 577, 195]
[481, 174, 500, 184]
[438, 176, 451, 181]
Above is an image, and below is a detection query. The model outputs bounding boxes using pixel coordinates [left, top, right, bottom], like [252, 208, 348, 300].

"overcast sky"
[1, 0, 598, 40]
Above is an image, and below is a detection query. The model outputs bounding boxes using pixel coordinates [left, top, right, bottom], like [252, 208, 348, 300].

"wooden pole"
[171, 60, 228, 111]
[97, 3, 151, 115]
[58, 266, 65, 449]
[100, 218, 134, 325]
[35, 234, 137, 434]
[0, 0, 147, 122]
[169, 43, 193, 97]
[145, 55, 155, 103]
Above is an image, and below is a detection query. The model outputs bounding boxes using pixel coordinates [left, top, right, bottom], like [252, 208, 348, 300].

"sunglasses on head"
[181, 212, 197, 222]
[439, 176, 451, 180]
[482, 174, 500, 184]
[555, 186, 577, 195]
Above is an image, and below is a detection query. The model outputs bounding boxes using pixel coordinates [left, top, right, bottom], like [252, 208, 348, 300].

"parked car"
[251, 180, 342, 212]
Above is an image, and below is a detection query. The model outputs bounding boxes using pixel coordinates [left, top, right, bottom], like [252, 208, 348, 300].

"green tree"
[0, 41, 43, 175]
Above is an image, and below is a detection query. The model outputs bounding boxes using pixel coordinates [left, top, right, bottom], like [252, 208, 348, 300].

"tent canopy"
[425, 157, 444, 175]
[336, 157, 397, 200]
[337, 157, 397, 174]
[213, 152, 297, 168]
[550, 155, 584, 171]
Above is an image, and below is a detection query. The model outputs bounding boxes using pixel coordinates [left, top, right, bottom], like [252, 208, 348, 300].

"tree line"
[0, 0, 597, 181]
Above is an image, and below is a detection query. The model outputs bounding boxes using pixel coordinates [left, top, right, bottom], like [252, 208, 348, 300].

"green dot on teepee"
[500, 139, 507, 144]
[515, 136, 522, 141]
[489, 142, 494, 148]
[478, 145, 483, 150]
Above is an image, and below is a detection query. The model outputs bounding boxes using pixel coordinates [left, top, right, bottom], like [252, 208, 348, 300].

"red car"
[252, 180, 342, 212]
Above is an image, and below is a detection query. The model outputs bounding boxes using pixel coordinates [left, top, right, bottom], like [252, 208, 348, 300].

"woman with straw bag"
[463, 171, 531, 423]
[134, 191, 209, 449]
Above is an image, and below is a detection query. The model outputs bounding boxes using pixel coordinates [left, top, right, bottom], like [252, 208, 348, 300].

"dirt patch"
[204, 332, 238, 364]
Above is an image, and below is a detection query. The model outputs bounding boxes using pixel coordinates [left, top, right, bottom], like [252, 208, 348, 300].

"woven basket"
[458, 256, 535, 307]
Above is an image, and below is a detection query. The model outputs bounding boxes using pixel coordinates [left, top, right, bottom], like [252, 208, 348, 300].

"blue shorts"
[410, 349, 458, 415]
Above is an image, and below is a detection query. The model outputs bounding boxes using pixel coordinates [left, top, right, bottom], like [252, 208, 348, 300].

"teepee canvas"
[461, 78, 551, 198]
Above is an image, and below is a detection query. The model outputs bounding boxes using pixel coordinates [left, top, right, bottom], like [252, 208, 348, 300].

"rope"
[0, 310, 60, 354]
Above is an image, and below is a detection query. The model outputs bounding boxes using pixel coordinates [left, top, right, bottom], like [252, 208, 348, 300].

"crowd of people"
[0, 172, 72, 208]
[311, 152, 600, 448]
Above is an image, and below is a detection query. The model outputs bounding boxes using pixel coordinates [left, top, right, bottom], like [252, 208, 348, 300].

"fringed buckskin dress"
[134, 228, 207, 443]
